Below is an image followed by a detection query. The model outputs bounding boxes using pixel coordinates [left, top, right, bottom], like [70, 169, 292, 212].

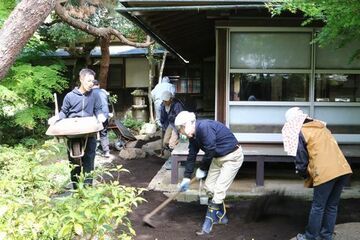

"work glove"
[178, 178, 191, 192]
[195, 168, 207, 180]
[97, 113, 106, 123]
[158, 124, 162, 129]
[48, 115, 59, 125]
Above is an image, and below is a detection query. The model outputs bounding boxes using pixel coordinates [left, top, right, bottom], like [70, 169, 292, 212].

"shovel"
[143, 177, 197, 228]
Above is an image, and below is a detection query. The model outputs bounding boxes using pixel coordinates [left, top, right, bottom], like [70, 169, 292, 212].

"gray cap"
[161, 90, 172, 101]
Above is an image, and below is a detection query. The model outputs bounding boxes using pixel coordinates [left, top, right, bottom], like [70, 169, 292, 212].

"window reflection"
[315, 74, 360, 102]
[230, 73, 309, 101]
[230, 33, 311, 69]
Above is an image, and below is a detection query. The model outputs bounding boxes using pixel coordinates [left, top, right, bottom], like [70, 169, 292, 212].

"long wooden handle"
[146, 177, 197, 219]
[54, 93, 59, 115]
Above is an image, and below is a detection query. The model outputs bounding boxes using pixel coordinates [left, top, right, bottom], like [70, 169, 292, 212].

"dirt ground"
[111, 153, 360, 240]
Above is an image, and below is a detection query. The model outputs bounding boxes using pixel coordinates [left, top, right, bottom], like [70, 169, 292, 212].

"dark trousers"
[305, 174, 350, 240]
[68, 136, 96, 189]
[98, 119, 110, 153]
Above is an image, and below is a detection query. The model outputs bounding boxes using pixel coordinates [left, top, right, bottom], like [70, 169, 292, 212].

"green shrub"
[49, 177, 144, 240]
[0, 141, 145, 239]
[108, 130, 118, 141]
[0, 37, 68, 146]
[122, 117, 144, 132]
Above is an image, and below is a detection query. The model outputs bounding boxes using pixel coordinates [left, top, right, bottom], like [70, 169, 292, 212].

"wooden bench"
[170, 142, 360, 186]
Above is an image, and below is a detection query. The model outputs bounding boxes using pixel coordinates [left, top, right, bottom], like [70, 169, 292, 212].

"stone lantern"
[131, 89, 148, 122]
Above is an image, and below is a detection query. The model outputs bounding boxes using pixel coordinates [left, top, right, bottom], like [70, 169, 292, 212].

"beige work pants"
[163, 126, 179, 149]
[204, 146, 244, 204]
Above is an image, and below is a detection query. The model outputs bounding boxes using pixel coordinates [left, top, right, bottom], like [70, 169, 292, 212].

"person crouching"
[160, 90, 184, 169]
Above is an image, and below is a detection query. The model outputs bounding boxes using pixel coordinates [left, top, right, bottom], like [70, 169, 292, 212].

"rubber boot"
[215, 201, 228, 225]
[196, 201, 226, 235]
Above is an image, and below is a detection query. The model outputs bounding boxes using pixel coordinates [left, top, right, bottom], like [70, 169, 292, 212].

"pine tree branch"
[54, 0, 154, 47]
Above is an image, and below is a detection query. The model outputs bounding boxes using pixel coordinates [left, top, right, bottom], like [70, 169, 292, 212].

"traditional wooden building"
[119, 0, 360, 144]
[52, 46, 164, 113]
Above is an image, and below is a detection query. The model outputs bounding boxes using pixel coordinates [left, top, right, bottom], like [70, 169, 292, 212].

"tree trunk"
[66, 40, 97, 87]
[83, 40, 97, 67]
[71, 58, 78, 88]
[99, 37, 110, 89]
[0, 0, 56, 80]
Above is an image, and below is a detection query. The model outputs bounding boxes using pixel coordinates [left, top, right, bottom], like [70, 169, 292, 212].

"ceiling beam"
[116, 4, 269, 12]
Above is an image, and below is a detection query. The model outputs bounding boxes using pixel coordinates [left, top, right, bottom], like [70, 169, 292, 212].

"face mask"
[179, 134, 188, 141]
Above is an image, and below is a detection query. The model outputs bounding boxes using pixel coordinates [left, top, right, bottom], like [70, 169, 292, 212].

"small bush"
[122, 117, 144, 132]
[0, 141, 145, 240]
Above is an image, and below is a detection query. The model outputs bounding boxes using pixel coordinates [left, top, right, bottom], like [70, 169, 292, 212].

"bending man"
[175, 111, 244, 235]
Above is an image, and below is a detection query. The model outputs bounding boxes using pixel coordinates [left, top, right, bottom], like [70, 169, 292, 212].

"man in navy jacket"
[175, 111, 244, 235]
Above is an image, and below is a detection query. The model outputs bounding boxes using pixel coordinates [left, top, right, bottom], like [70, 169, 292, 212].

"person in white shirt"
[151, 76, 176, 127]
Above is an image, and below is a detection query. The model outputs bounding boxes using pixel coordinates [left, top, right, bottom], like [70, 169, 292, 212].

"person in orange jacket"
[282, 107, 352, 240]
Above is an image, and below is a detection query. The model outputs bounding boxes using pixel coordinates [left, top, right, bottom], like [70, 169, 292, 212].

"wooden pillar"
[216, 28, 227, 123]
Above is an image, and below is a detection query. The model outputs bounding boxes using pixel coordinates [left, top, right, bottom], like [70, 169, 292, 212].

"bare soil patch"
[111, 152, 360, 240]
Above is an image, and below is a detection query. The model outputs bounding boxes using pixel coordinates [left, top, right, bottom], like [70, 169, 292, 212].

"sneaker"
[103, 151, 110, 158]
[164, 158, 172, 170]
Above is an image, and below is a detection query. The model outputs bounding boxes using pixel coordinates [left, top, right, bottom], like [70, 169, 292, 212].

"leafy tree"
[0, 0, 153, 83]
[0, 0, 152, 144]
[2, 63, 67, 127]
[53, 0, 152, 88]
[267, 0, 360, 59]
[39, 2, 148, 87]
[0, 38, 68, 145]
[0, 0, 56, 80]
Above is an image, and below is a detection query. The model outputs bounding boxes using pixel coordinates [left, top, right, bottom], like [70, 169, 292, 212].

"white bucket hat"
[175, 111, 196, 128]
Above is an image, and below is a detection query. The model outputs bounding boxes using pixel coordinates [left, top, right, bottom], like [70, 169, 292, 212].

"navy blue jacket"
[160, 99, 184, 130]
[294, 132, 309, 179]
[293, 118, 313, 179]
[58, 88, 102, 120]
[184, 120, 239, 178]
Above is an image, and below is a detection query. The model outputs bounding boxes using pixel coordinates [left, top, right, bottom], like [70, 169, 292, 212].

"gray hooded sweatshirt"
[59, 88, 102, 120]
